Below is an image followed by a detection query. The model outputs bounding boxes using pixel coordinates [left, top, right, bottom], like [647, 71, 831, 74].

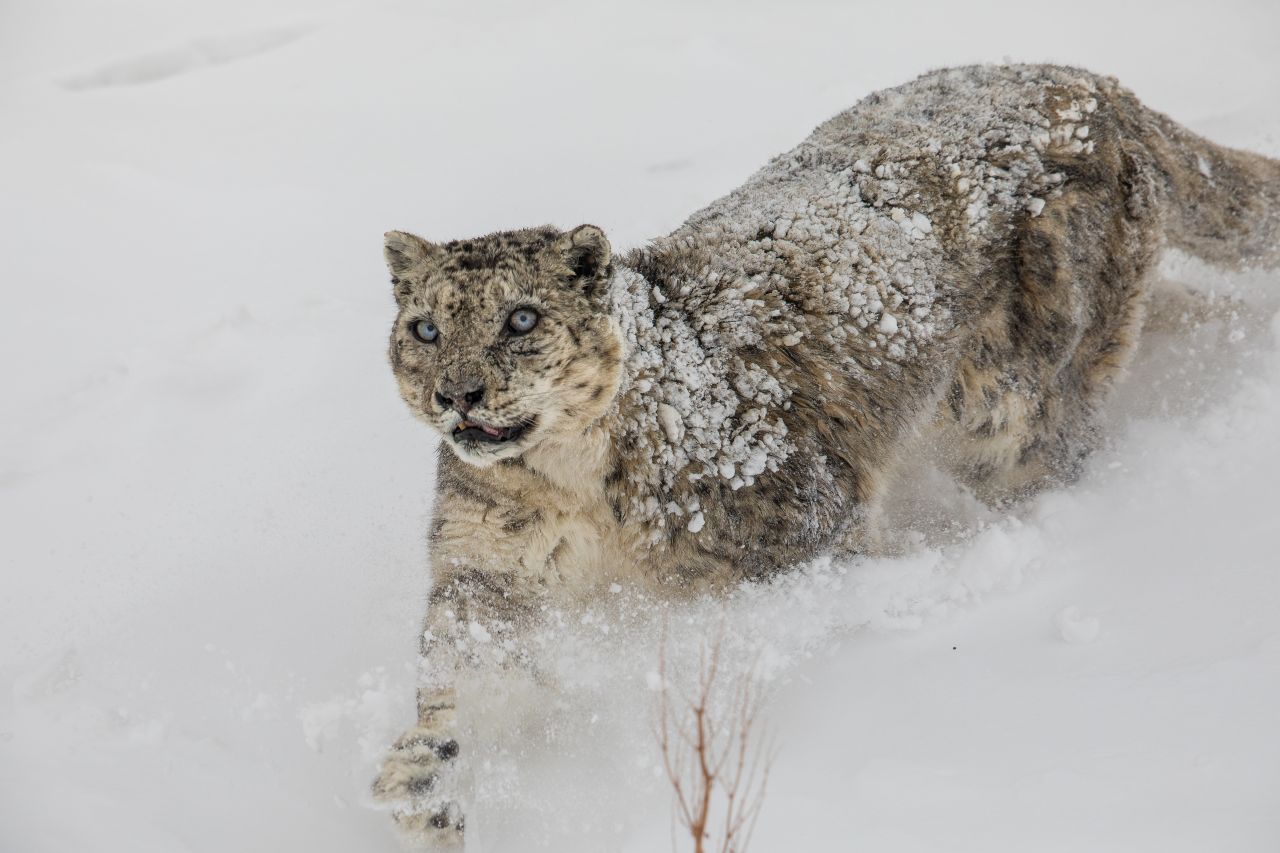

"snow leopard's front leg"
[372, 685, 464, 844]
[372, 567, 534, 847]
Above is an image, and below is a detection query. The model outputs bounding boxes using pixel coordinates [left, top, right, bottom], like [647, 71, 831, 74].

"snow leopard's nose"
[435, 378, 485, 415]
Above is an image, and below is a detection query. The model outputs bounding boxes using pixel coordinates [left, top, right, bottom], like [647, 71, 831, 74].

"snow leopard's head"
[383, 225, 623, 467]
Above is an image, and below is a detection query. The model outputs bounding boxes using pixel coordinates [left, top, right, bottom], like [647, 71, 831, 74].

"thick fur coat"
[373, 64, 1280, 843]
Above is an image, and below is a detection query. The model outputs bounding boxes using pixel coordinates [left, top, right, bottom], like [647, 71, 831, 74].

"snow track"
[61, 28, 313, 91]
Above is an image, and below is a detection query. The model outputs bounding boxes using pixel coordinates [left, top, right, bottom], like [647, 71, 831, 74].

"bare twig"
[654, 616, 775, 853]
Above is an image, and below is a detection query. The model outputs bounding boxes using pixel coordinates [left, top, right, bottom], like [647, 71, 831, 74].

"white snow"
[467, 622, 492, 645]
[1054, 604, 1102, 644]
[610, 266, 793, 518]
[655, 402, 683, 443]
[3, 1, 1280, 852]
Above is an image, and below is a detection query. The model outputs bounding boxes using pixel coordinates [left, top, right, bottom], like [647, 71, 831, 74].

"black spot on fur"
[408, 775, 438, 795]
[446, 477, 498, 509]
[502, 511, 541, 534]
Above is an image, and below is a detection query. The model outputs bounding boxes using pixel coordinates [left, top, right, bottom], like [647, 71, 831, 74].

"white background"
[2, 1, 1279, 850]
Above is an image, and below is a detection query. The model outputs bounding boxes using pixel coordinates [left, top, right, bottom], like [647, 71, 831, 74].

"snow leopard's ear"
[383, 230, 440, 277]
[554, 224, 612, 292]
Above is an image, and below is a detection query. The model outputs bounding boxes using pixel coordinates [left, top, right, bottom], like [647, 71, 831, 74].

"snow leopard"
[372, 63, 1280, 844]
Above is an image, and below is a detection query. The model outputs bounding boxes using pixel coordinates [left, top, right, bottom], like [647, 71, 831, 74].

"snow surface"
[2, 1, 1280, 851]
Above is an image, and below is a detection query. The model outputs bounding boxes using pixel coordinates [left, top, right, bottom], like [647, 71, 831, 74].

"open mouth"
[451, 417, 532, 445]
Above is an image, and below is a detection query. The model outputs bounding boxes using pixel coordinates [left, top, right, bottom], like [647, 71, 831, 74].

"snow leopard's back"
[609, 64, 1279, 566]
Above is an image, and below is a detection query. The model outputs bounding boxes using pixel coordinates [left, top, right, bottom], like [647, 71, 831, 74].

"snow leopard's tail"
[1141, 108, 1280, 270]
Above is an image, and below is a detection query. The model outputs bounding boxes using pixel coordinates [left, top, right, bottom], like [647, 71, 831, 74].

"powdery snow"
[610, 265, 794, 516]
[2, 1, 1280, 852]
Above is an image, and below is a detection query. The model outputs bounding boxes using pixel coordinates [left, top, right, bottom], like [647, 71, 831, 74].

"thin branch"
[654, 614, 776, 853]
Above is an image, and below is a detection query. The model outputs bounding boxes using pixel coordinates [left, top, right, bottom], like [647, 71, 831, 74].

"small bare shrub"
[654, 620, 775, 853]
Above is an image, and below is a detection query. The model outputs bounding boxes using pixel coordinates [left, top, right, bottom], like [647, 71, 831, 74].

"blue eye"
[508, 308, 539, 334]
[413, 319, 439, 343]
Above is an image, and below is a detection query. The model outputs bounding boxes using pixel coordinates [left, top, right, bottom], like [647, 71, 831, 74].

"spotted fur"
[372, 64, 1280, 844]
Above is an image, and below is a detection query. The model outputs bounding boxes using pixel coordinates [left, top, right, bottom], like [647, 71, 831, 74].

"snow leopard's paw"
[372, 726, 465, 847]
